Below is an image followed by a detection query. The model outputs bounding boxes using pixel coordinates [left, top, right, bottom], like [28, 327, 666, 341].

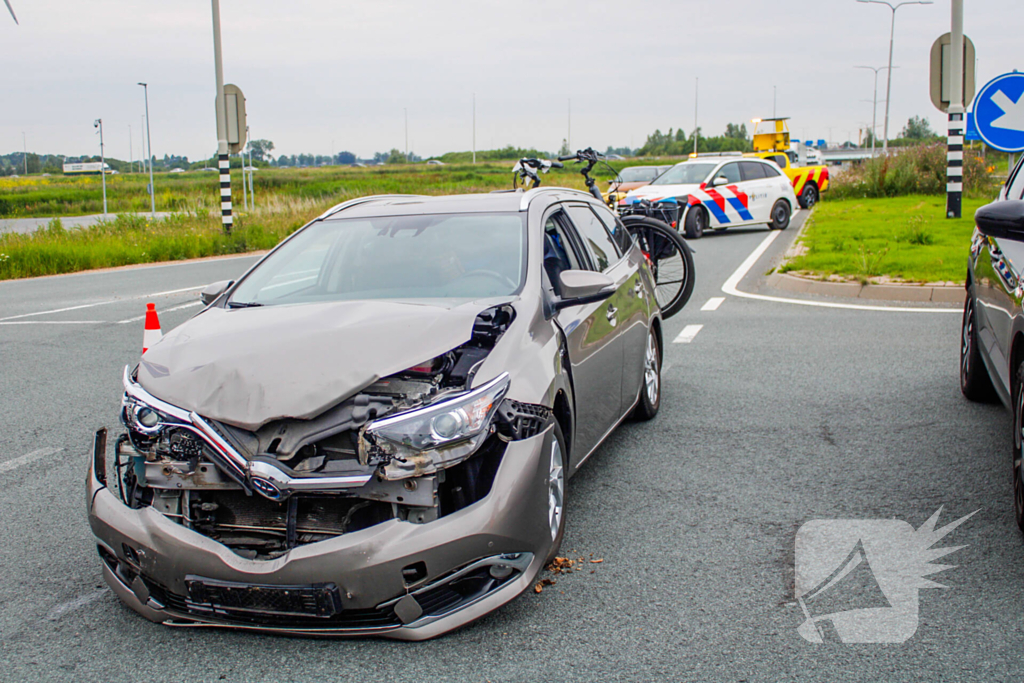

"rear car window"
[740, 162, 767, 181]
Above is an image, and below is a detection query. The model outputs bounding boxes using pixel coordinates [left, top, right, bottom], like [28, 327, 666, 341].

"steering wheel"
[458, 269, 517, 290]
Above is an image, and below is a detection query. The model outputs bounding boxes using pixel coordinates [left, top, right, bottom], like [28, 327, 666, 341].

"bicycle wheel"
[623, 216, 695, 319]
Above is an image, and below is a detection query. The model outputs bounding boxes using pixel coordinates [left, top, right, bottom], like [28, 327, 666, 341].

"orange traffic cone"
[142, 303, 162, 354]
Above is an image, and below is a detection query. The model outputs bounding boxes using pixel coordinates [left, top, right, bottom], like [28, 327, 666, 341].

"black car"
[961, 155, 1024, 530]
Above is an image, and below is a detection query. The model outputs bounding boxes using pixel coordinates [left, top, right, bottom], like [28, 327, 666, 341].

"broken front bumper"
[86, 426, 555, 640]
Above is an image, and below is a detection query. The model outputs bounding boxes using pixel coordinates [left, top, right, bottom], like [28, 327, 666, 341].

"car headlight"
[364, 372, 511, 480]
[121, 394, 174, 436]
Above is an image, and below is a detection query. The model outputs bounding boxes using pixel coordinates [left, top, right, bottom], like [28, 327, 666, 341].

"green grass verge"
[780, 195, 986, 284]
[0, 162, 621, 280]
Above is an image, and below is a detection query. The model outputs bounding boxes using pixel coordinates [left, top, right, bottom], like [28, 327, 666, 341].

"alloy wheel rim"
[548, 439, 564, 540]
[775, 206, 786, 224]
[644, 332, 660, 405]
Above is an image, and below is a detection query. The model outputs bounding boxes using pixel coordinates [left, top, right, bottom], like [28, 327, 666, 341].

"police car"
[619, 154, 799, 239]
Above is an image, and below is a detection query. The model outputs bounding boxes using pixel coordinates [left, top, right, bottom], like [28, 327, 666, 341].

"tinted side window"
[717, 163, 742, 184]
[543, 212, 585, 294]
[592, 205, 632, 255]
[566, 204, 618, 272]
[761, 162, 783, 177]
[740, 161, 766, 181]
[768, 154, 788, 169]
[1007, 154, 1024, 200]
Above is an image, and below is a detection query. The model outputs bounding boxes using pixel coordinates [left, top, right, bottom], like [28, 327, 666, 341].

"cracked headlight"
[365, 373, 510, 480]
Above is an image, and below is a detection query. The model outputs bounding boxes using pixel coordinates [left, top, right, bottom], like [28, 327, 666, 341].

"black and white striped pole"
[947, 0, 964, 219]
[211, 0, 232, 234]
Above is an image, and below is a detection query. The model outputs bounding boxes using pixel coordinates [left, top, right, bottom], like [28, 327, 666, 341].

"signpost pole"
[947, 0, 964, 218]
[95, 119, 107, 216]
[212, 0, 232, 234]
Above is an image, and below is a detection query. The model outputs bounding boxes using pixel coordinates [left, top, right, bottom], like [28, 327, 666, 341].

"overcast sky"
[3, 0, 1023, 161]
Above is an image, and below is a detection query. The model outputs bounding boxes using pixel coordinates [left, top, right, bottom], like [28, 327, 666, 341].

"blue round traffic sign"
[974, 72, 1024, 153]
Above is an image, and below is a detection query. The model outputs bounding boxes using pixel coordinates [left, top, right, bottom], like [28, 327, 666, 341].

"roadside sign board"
[929, 33, 976, 112]
[973, 73, 1024, 153]
[217, 83, 247, 154]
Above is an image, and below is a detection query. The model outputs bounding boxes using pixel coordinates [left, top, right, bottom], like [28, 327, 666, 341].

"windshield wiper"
[228, 301, 263, 308]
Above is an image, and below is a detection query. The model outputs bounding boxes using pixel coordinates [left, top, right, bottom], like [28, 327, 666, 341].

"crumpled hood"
[137, 299, 491, 430]
[623, 183, 700, 203]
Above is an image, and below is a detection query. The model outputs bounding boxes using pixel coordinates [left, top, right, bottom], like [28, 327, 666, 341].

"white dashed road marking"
[0, 447, 63, 474]
[673, 324, 704, 344]
[701, 297, 725, 311]
[0, 285, 204, 322]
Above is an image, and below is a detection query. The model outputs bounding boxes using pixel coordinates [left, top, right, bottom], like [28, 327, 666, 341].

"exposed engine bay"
[115, 304, 551, 560]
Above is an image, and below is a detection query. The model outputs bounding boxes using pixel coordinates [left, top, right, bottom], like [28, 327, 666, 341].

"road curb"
[766, 272, 964, 304]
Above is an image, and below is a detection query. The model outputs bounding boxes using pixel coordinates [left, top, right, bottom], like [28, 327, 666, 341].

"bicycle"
[514, 148, 694, 318]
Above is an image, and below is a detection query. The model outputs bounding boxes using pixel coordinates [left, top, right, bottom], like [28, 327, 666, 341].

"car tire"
[799, 182, 819, 209]
[769, 200, 791, 230]
[631, 326, 661, 421]
[544, 421, 568, 563]
[683, 205, 706, 239]
[1014, 361, 1024, 532]
[960, 295, 997, 402]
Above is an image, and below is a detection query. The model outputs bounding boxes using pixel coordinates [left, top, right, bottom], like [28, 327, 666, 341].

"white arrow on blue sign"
[974, 72, 1024, 153]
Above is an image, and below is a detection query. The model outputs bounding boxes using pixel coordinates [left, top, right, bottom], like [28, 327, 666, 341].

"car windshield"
[618, 166, 663, 182]
[229, 212, 526, 306]
[650, 163, 717, 186]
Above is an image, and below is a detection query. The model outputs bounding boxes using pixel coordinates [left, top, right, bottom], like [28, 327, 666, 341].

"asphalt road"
[0, 213, 1019, 682]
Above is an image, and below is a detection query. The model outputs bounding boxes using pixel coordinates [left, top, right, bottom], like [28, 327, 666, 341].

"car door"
[590, 203, 652, 411]
[739, 161, 774, 222]
[706, 161, 750, 226]
[544, 208, 625, 467]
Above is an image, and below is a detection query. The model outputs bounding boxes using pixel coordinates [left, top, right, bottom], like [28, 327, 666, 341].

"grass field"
[780, 195, 986, 284]
[0, 162, 634, 280]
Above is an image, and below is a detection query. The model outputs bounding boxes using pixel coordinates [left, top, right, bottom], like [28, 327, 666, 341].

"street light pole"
[22, 132, 27, 175]
[138, 83, 156, 218]
[404, 107, 408, 158]
[693, 78, 699, 155]
[857, 1, 934, 155]
[855, 65, 895, 156]
[211, 0, 232, 234]
[128, 124, 133, 174]
[472, 92, 476, 165]
[94, 118, 107, 216]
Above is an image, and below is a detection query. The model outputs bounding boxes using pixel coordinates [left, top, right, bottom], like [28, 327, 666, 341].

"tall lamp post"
[94, 119, 107, 216]
[855, 65, 896, 155]
[138, 82, 156, 217]
[856, 0, 934, 154]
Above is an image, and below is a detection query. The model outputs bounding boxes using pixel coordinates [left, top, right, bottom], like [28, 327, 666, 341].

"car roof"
[320, 188, 593, 220]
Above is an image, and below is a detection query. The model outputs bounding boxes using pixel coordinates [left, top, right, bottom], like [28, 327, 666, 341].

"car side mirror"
[975, 200, 1024, 241]
[712, 176, 730, 187]
[200, 280, 233, 306]
[554, 271, 617, 310]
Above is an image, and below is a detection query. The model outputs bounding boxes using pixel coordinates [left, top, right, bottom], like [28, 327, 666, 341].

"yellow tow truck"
[745, 118, 829, 209]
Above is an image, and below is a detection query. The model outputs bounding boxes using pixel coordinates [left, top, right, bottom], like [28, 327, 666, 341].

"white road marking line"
[721, 230, 960, 314]
[117, 301, 202, 324]
[46, 588, 110, 621]
[701, 297, 725, 311]
[673, 324, 704, 344]
[0, 285, 204, 322]
[0, 320, 107, 325]
[0, 447, 63, 473]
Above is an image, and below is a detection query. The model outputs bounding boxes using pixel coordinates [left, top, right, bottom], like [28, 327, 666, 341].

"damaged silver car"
[87, 188, 664, 639]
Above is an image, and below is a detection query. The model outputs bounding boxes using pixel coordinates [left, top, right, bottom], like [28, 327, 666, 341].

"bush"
[828, 143, 997, 199]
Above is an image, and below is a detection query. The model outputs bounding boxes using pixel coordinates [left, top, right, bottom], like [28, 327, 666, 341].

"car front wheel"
[683, 205, 706, 239]
[544, 421, 568, 562]
[1014, 362, 1024, 532]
